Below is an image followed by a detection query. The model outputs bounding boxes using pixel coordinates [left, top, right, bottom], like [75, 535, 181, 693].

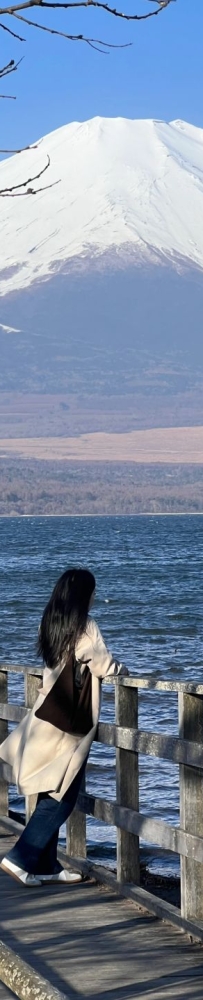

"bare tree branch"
[0, 139, 54, 197]
[0, 56, 23, 97]
[12, 11, 131, 49]
[0, 179, 60, 194]
[0, 0, 175, 55]
[0, 58, 24, 101]
[0, 153, 51, 194]
[0, 0, 175, 23]
[0, 57, 23, 76]
[0, 18, 25, 38]
[0, 142, 39, 151]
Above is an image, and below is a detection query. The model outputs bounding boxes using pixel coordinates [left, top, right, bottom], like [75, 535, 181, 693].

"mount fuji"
[1, 116, 203, 292]
[0, 116, 203, 436]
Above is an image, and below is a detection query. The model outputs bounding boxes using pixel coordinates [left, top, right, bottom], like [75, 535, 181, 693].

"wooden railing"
[0, 939, 67, 1000]
[1, 665, 203, 932]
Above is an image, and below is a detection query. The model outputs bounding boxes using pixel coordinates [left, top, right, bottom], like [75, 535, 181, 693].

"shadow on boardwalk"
[1, 835, 203, 1000]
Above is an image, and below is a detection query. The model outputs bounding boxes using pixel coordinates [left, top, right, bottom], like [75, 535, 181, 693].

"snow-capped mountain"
[1, 116, 203, 296]
[1, 116, 203, 434]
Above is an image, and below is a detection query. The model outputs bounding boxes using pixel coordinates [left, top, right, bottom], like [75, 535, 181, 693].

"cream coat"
[0, 618, 126, 801]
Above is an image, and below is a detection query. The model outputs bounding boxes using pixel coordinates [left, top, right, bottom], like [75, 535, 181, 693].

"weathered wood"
[1, 707, 203, 772]
[0, 940, 68, 1000]
[0, 703, 26, 723]
[115, 684, 140, 884]
[0, 763, 12, 786]
[179, 691, 203, 920]
[59, 849, 203, 944]
[78, 791, 203, 863]
[105, 676, 203, 693]
[66, 768, 86, 859]
[0, 671, 8, 818]
[0, 665, 42, 676]
[2, 665, 203, 695]
[98, 722, 203, 770]
[0, 815, 23, 834]
[24, 673, 40, 823]
[1, 839, 203, 998]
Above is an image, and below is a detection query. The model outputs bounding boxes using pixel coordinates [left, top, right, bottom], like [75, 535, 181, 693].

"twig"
[0, 179, 60, 195]
[1, 59, 15, 76]
[0, 153, 50, 194]
[12, 11, 131, 48]
[0, 19, 25, 39]
[0, 142, 38, 152]
[0, 57, 23, 99]
[0, 0, 175, 22]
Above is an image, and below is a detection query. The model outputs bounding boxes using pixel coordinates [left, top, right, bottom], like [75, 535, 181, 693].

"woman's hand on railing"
[115, 663, 129, 676]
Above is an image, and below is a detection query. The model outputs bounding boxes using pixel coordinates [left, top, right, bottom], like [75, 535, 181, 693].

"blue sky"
[1, 0, 203, 153]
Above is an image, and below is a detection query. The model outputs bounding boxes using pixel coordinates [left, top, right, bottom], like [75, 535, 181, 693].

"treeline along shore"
[0, 458, 203, 515]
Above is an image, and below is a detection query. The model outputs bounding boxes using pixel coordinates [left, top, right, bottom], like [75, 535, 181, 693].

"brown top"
[35, 654, 93, 736]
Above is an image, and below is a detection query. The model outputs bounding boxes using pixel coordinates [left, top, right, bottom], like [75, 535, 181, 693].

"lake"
[0, 514, 203, 875]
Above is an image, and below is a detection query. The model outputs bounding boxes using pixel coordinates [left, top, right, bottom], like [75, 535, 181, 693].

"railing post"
[66, 769, 86, 859]
[179, 691, 203, 920]
[0, 670, 8, 819]
[24, 672, 40, 824]
[115, 681, 140, 884]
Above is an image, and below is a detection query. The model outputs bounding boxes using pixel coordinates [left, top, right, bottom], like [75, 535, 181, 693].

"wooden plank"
[0, 671, 8, 818]
[66, 768, 86, 860]
[77, 792, 203, 863]
[1, 834, 203, 998]
[0, 665, 42, 677]
[97, 722, 203, 770]
[0, 763, 13, 785]
[2, 825, 203, 950]
[59, 850, 203, 944]
[24, 673, 40, 823]
[115, 684, 140, 884]
[0, 813, 181, 870]
[104, 676, 203, 694]
[2, 665, 203, 694]
[0, 704, 26, 723]
[1, 710, 203, 773]
[0, 815, 24, 834]
[179, 692, 203, 921]
[0, 940, 68, 1000]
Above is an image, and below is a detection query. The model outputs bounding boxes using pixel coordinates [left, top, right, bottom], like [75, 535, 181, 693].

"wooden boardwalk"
[1, 833, 203, 1000]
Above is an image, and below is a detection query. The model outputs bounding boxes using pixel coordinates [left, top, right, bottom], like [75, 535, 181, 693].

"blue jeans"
[7, 763, 85, 875]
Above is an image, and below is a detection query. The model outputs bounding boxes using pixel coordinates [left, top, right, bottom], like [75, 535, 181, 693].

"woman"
[0, 567, 128, 887]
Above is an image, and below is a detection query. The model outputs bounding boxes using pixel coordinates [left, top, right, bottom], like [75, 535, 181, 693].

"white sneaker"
[0, 857, 42, 887]
[39, 869, 82, 884]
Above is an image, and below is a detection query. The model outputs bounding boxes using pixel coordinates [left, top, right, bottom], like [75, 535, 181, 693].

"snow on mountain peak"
[1, 116, 203, 295]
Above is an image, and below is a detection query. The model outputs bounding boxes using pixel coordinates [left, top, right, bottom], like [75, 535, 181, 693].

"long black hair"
[38, 567, 95, 668]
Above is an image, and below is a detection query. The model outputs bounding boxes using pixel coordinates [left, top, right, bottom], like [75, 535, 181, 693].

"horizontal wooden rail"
[98, 721, 203, 769]
[1, 701, 203, 771]
[1, 663, 203, 694]
[77, 791, 203, 863]
[110, 677, 203, 694]
[0, 664, 42, 676]
[0, 703, 26, 722]
[0, 939, 69, 1000]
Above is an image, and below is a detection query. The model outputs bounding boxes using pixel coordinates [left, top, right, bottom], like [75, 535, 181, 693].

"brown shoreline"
[0, 426, 203, 464]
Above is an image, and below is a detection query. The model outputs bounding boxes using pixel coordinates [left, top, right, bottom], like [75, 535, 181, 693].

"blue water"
[0, 514, 203, 876]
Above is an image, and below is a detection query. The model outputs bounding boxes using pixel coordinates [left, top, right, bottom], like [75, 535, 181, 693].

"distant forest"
[0, 459, 203, 515]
